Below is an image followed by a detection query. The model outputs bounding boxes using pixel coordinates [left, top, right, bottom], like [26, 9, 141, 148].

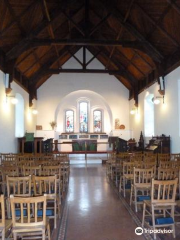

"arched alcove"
[144, 93, 154, 137]
[54, 90, 113, 133]
[15, 93, 24, 137]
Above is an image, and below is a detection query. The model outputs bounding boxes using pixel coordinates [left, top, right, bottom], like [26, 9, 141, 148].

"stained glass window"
[93, 110, 102, 132]
[79, 102, 88, 132]
[65, 110, 74, 132]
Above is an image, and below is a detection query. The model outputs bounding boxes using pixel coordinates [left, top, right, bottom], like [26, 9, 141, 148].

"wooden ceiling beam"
[106, 0, 135, 69]
[166, 0, 180, 15]
[99, 47, 138, 85]
[61, 8, 85, 36]
[89, 13, 111, 36]
[29, 46, 72, 87]
[5, 38, 154, 61]
[85, 0, 89, 37]
[90, 7, 155, 71]
[136, 3, 179, 47]
[4, 0, 26, 36]
[68, 49, 83, 66]
[101, 0, 164, 63]
[6, 5, 84, 61]
[0, 0, 37, 37]
[42, 68, 134, 75]
[145, 0, 176, 42]
[85, 50, 102, 66]
[41, 0, 60, 67]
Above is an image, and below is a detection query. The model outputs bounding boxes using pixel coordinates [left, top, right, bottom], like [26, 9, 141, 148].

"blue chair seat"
[37, 209, 54, 217]
[149, 217, 174, 225]
[137, 196, 151, 202]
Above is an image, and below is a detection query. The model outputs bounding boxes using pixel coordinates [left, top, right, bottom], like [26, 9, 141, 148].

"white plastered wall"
[130, 66, 180, 153]
[36, 49, 130, 137]
[0, 70, 36, 153]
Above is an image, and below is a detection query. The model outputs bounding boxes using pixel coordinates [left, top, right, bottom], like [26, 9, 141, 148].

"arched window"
[93, 110, 102, 132]
[65, 110, 74, 132]
[15, 93, 24, 137]
[79, 102, 88, 132]
[144, 94, 154, 137]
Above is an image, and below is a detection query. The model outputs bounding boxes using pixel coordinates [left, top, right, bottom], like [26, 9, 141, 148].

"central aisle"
[64, 163, 145, 240]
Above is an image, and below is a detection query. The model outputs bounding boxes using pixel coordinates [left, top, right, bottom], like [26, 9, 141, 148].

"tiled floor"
[57, 158, 180, 240]
[64, 161, 145, 240]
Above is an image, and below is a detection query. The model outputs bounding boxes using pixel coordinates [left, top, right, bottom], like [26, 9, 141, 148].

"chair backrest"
[123, 162, 134, 175]
[143, 155, 157, 163]
[23, 165, 42, 176]
[2, 166, 19, 182]
[133, 167, 154, 185]
[33, 175, 57, 196]
[10, 195, 46, 227]
[158, 153, 170, 162]
[41, 165, 61, 179]
[7, 176, 31, 197]
[159, 160, 174, 168]
[157, 167, 179, 180]
[151, 178, 178, 204]
[0, 195, 5, 227]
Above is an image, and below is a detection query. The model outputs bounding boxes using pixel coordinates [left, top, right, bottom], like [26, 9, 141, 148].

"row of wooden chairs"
[4, 175, 59, 229]
[107, 154, 180, 239]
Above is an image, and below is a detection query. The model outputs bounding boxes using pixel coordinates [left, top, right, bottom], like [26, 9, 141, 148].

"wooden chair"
[142, 178, 178, 239]
[0, 195, 5, 240]
[130, 167, 154, 212]
[33, 175, 58, 229]
[6, 176, 32, 218]
[119, 162, 135, 197]
[1, 166, 19, 195]
[10, 195, 50, 240]
[0, 195, 12, 240]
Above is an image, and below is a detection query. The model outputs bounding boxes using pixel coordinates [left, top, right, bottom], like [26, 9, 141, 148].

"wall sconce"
[130, 108, 136, 115]
[6, 95, 18, 105]
[5, 88, 18, 104]
[130, 107, 138, 115]
[152, 96, 164, 105]
[32, 109, 38, 115]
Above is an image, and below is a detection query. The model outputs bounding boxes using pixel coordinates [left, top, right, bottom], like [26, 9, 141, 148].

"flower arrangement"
[49, 121, 57, 129]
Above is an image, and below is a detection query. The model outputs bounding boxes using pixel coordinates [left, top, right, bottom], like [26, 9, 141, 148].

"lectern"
[18, 137, 44, 154]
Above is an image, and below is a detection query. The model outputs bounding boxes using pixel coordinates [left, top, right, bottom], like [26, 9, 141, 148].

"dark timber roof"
[0, 0, 180, 104]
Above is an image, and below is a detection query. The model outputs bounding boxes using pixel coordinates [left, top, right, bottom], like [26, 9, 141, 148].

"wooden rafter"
[29, 46, 72, 87]
[90, 7, 155, 72]
[89, 13, 111, 36]
[145, 0, 176, 41]
[0, 0, 38, 37]
[167, 0, 180, 15]
[101, 0, 164, 63]
[4, 0, 26, 36]
[41, 0, 60, 67]
[5, 5, 84, 61]
[135, 3, 179, 47]
[106, 0, 135, 69]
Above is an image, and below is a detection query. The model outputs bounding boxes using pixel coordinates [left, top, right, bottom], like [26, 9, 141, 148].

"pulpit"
[18, 137, 44, 154]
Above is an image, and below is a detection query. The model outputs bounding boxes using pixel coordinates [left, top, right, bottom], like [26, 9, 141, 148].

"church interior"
[1, 0, 180, 239]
